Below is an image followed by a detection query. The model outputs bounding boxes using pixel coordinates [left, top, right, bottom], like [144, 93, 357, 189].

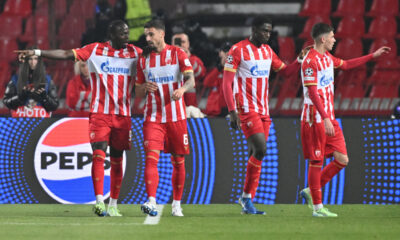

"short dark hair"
[311, 23, 333, 40]
[144, 19, 165, 31]
[107, 20, 127, 36]
[252, 16, 272, 28]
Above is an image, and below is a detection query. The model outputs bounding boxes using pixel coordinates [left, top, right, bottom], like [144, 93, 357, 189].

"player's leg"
[238, 113, 269, 215]
[91, 141, 108, 216]
[89, 114, 112, 216]
[106, 116, 132, 217]
[320, 123, 348, 187]
[300, 122, 337, 217]
[166, 120, 189, 217]
[106, 146, 124, 217]
[141, 121, 165, 216]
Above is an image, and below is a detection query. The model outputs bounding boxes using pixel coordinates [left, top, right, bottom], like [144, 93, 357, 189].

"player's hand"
[372, 46, 391, 58]
[172, 88, 185, 101]
[298, 45, 313, 62]
[144, 82, 158, 93]
[14, 50, 35, 62]
[229, 110, 241, 130]
[324, 118, 335, 136]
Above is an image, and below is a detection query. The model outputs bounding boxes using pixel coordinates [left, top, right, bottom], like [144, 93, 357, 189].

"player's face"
[145, 27, 165, 49]
[219, 50, 228, 66]
[111, 24, 129, 48]
[28, 55, 39, 70]
[253, 23, 272, 44]
[323, 31, 336, 51]
[80, 62, 89, 78]
[172, 33, 190, 52]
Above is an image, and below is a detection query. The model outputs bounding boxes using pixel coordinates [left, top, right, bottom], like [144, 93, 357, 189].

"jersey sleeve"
[72, 43, 97, 61]
[224, 45, 241, 73]
[302, 58, 318, 86]
[177, 48, 193, 73]
[328, 52, 344, 69]
[270, 48, 285, 72]
[135, 58, 145, 85]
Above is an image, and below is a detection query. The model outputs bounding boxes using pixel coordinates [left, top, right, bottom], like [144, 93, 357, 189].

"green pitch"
[0, 204, 399, 240]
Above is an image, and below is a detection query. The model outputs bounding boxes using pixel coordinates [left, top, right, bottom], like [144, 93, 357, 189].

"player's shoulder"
[303, 50, 319, 66]
[127, 44, 142, 54]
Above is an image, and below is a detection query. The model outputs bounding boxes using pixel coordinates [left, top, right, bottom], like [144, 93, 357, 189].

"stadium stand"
[0, 0, 398, 116]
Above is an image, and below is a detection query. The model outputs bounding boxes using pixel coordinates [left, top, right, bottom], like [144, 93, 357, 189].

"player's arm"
[134, 59, 158, 98]
[303, 59, 334, 136]
[307, 85, 334, 136]
[172, 71, 195, 101]
[275, 46, 311, 77]
[338, 46, 390, 70]
[15, 49, 75, 62]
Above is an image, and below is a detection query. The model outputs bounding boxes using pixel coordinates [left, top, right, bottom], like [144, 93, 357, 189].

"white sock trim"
[149, 196, 157, 205]
[95, 195, 103, 203]
[242, 192, 251, 198]
[313, 203, 323, 211]
[109, 198, 118, 207]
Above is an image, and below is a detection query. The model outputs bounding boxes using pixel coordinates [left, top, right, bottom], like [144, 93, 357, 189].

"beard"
[142, 45, 157, 57]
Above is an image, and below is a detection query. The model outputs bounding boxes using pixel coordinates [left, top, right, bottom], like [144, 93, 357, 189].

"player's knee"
[253, 146, 266, 160]
[91, 141, 108, 152]
[110, 146, 123, 158]
[337, 155, 349, 165]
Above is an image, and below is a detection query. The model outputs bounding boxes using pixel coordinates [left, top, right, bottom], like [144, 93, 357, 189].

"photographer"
[3, 51, 59, 117]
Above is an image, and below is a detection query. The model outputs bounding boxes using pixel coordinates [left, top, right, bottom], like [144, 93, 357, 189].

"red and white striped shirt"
[301, 48, 343, 123]
[73, 42, 142, 116]
[136, 44, 193, 123]
[224, 39, 284, 117]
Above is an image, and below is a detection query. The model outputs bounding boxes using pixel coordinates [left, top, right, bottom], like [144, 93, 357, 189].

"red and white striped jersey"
[301, 48, 343, 123]
[73, 42, 142, 116]
[136, 44, 193, 123]
[224, 39, 284, 117]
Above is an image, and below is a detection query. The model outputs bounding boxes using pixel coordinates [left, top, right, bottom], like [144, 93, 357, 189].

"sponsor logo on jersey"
[226, 55, 233, 63]
[319, 75, 333, 87]
[100, 60, 130, 74]
[148, 71, 175, 83]
[184, 59, 192, 67]
[250, 65, 269, 76]
[34, 118, 126, 204]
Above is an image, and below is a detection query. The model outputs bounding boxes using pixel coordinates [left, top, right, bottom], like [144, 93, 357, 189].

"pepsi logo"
[34, 118, 126, 204]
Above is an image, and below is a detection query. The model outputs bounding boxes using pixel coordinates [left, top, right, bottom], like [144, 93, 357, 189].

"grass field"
[0, 204, 399, 240]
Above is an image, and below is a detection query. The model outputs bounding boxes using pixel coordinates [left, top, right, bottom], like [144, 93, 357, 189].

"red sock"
[145, 151, 159, 198]
[171, 156, 186, 201]
[320, 159, 346, 187]
[308, 160, 323, 205]
[91, 149, 106, 196]
[110, 156, 123, 199]
[243, 156, 262, 199]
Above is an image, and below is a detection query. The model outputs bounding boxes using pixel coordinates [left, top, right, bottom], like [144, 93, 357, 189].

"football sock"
[171, 156, 185, 201]
[308, 160, 323, 205]
[110, 156, 123, 199]
[242, 192, 251, 198]
[91, 149, 106, 196]
[172, 200, 181, 207]
[149, 196, 157, 205]
[243, 156, 262, 199]
[95, 195, 103, 204]
[321, 159, 347, 187]
[145, 151, 160, 199]
[313, 203, 323, 211]
[109, 198, 118, 207]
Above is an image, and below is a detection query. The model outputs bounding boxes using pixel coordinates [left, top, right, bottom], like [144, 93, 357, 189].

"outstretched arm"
[15, 49, 75, 62]
[275, 45, 311, 77]
[340, 46, 391, 70]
